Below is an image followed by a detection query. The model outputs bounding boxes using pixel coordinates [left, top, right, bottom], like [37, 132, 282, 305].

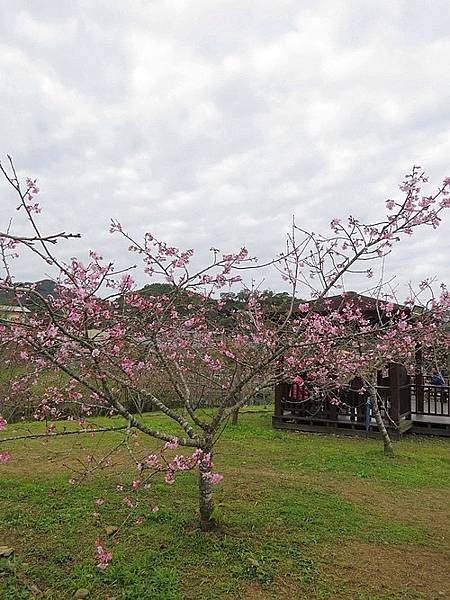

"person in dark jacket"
[431, 370, 445, 386]
[431, 370, 447, 402]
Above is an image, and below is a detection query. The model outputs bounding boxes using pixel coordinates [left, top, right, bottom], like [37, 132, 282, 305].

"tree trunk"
[369, 382, 394, 457]
[231, 365, 242, 425]
[198, 449, 216, 531]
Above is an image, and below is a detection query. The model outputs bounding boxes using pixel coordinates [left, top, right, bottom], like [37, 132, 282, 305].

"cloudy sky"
[1, 0, 449, 297]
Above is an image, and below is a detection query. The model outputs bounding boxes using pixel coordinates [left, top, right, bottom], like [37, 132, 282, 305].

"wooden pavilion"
[272, 293, 450, 437]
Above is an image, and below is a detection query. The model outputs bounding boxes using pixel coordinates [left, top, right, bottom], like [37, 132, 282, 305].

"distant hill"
[136, 282, 208, 314]
[0, 279, 57, 306]
[0, 280, 302, 326]
[136, 284, 302, 327]
[138, 283, 178, 297]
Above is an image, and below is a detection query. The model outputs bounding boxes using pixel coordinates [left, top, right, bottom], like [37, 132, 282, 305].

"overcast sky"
[1, 0, 449, 298]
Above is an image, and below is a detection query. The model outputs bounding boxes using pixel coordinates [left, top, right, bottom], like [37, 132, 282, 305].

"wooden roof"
[304, 292, 406, 316]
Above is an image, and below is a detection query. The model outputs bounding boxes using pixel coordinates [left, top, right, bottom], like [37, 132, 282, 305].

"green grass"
[1, 411, 449, 599]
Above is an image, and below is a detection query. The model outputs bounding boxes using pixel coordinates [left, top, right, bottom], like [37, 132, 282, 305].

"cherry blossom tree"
[0, 156, 449, 559]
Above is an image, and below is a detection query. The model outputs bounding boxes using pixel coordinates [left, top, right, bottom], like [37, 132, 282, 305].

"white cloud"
[0, 0, 449, 296]
[15, 10, 78, 46]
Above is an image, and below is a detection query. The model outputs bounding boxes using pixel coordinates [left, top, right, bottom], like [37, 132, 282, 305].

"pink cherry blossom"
[165, 471, 175, 485]
[0, 452, 11, 463]
[144, 454, 161, 469]
[386, 199, 395, 210]
[95, 537, 112, 570]
[163, 438, 179, 451]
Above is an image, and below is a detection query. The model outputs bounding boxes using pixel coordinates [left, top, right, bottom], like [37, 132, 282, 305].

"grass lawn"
[0, 410, 449, 599]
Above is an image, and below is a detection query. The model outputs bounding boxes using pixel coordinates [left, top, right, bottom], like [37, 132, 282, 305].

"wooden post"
[415, 344, 424, 413]
[231, 364, 242, 425]
[274, 349, 285, 419]
[274, 382, 283, 417]
[389, 363, 401, 426]
[377, 369, 383, 387]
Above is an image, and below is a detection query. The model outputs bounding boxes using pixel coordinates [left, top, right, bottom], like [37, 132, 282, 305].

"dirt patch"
[241, 577, 306, 600]
[326, 541, 450, 599]
[224, 466, 449, 544]
[0, 439, 134, 478]
[322, 478, 450, 548]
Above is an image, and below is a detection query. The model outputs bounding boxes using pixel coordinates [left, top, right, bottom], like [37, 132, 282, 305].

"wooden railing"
[411, 383, 450, 417]
[275, 386, 371, 427]
[274, 365, 450, 435]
